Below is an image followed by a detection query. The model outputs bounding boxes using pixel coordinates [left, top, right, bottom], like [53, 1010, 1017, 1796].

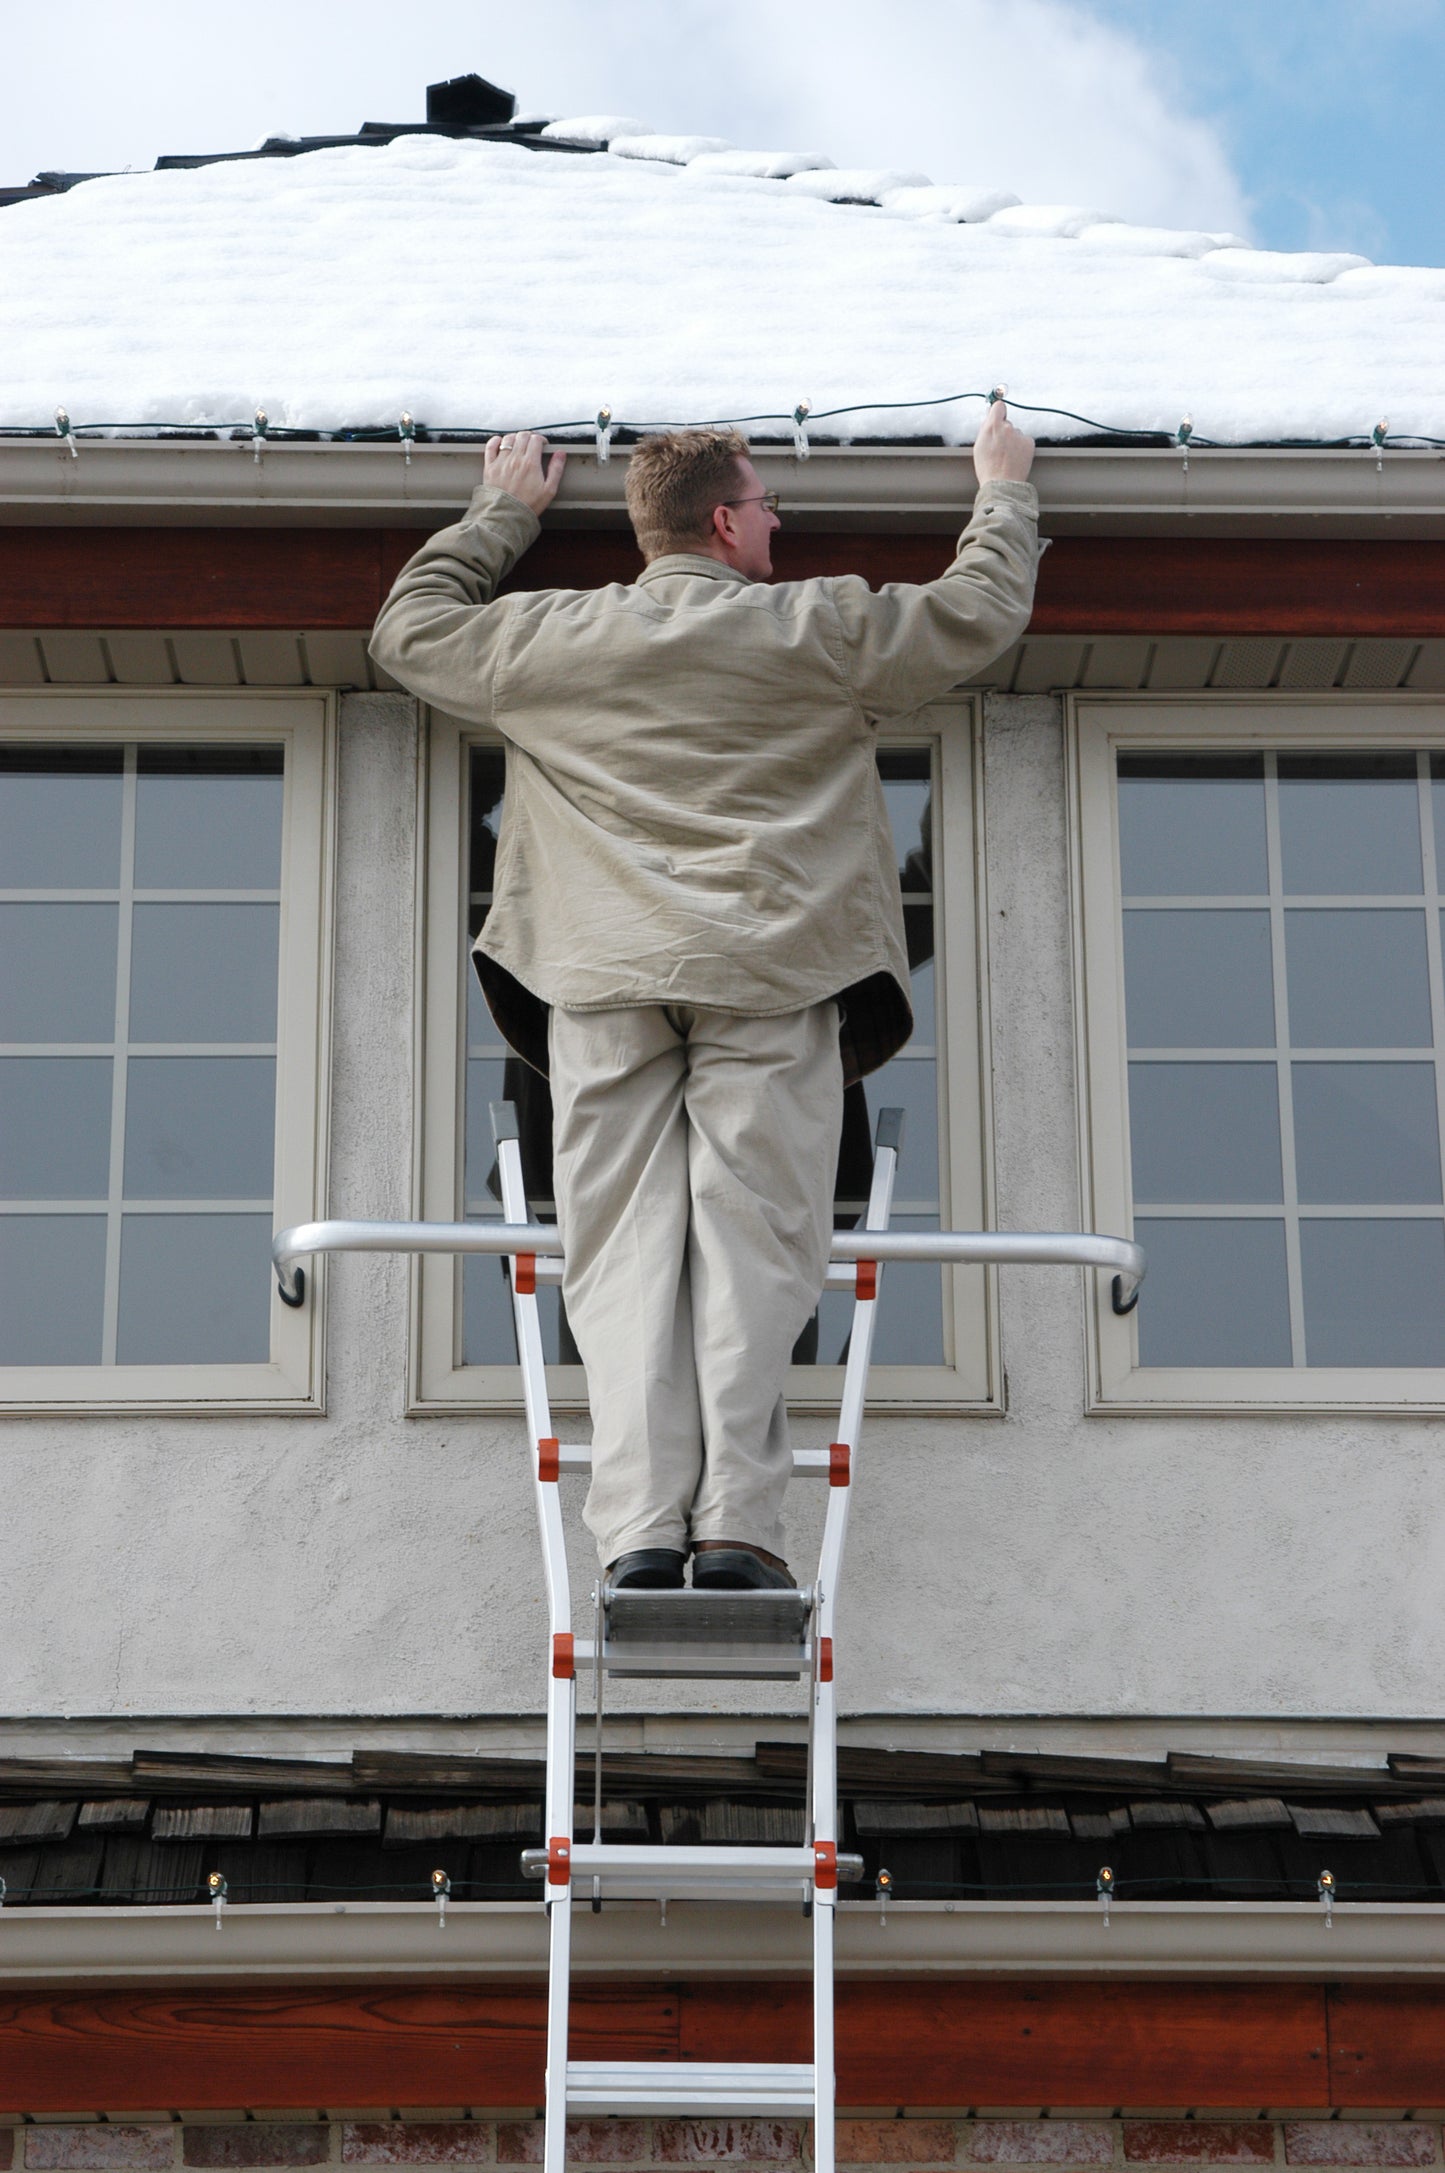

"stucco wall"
[3, 688, 1442, 1728]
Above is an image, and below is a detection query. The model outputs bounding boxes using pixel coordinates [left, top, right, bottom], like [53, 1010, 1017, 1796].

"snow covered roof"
[3, 96, 1443, 450]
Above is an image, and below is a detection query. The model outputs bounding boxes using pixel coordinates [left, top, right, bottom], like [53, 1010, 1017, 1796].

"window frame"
[0, 688, 335, 1412]
[413, 697, 1001, 1413]
[1071, 690, 1445, 1413]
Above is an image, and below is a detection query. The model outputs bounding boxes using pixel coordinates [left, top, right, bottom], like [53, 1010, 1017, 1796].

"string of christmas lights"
[2, 391, 1443, 452]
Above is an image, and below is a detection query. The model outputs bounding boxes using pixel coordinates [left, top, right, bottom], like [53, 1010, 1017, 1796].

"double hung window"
[1075, 698, 1445, 1407]
[0, 695, 332, 1407]
[416, 699, 998, 1408]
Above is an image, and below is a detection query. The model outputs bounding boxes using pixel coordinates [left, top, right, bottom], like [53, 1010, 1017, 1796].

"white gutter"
[0, 441, 1441, 536]
[1, 1899, 1440, 1985]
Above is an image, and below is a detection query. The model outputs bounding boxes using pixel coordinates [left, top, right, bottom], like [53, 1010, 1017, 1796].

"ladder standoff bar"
[271, 1219, 1145, 1311]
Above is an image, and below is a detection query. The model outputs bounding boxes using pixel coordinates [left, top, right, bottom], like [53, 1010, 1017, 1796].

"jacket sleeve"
[368, 484, 543, 723]
[828, 479, 1042, 719]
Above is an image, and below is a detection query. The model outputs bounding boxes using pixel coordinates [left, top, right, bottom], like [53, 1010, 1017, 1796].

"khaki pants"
[548, 1001, 844, 1567]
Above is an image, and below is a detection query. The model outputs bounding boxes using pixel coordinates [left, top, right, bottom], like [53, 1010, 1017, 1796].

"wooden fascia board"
[3, 529, 1445, 636]
[0, 1973, 1389, 2116]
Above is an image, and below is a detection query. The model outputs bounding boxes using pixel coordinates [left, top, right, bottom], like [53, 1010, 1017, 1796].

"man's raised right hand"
[484, 429, 568, 513]
[971, 396, 1035, 485]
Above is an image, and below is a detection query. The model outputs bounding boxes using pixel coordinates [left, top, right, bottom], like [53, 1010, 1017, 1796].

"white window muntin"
[1074, 693, 1445, 1411]
[0, 692, 333, 1410]
[415, 699, 998, 1411]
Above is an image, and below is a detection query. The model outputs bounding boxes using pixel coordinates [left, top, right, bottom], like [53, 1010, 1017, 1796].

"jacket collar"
[635, 552, 755, 588]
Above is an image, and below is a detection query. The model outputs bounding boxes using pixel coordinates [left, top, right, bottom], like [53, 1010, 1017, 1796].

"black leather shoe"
[691, 1548, 796, 1591]
[607, 1549, 686, 1590]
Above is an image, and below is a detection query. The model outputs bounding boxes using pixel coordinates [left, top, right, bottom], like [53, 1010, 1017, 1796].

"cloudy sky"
[5, 0, 1440, 265]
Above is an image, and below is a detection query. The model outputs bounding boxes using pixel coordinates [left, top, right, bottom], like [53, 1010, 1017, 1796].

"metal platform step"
[566, 2061, 816, 2115]
[601, 1585, 812, 1679]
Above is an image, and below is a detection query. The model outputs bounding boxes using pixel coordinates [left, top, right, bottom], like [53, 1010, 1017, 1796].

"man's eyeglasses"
[720, 491, 781, 514]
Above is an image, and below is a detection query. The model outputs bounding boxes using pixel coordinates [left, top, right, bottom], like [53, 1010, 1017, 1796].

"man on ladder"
[370, 402, 1038, 1594]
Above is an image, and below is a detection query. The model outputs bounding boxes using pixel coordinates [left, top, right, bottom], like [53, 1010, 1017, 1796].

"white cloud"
[8, 0, 1252, 239]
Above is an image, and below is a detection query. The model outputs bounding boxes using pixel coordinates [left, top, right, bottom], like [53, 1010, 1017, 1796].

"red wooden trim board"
[4, 1979, 1443, 2113]
[0, 529, 1442, 636]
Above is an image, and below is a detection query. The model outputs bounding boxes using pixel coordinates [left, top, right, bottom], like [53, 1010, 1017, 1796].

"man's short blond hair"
[624, 428, 751, 561]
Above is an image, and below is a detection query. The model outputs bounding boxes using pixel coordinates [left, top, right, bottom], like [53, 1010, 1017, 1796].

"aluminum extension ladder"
[270, 1138, 1145, 2173]
[497, 1097, 901, 2173]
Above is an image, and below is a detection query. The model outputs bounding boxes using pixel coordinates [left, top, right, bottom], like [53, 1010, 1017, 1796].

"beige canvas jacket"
[370, 477, 1041, 1083]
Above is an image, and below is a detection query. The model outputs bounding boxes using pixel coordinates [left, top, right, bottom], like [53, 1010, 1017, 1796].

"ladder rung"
[566, 2062, 816, 2115]
[602, 1650, 807, 1680]
[540, 1445, 838, 1479]
[522, 1842, 862, 1887]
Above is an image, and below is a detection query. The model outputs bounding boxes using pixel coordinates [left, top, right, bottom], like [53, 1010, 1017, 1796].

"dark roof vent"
[426, 75, 517, 130]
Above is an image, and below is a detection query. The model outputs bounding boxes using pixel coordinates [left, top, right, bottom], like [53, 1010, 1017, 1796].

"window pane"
[0, 748, 123, 888]
[906, 951, 935, 1046]
[463, 1253, 512, 1365]
[0, 903, 118, 1042]
[1294, 1063, 1442, 1205]
[873, 1213, 945, 1365]
[1300, 1218, 1445, 1367]
[1124, 910, 1274, 1047]
[1278, 753, 1422, 896]
[468, 748, 508, 896]
[464, 1056, 507, 1215]
[811, 1216, 946, 1368]
[1430, 755, 1445, 873]
[116, 1213, 273, 1362]
[123, 1056, 275, 1199]
[462, 1256, 575, 1366]
[467, 965, 501, 1049]
[877, 751, 932, 890]
[0, 1216, 106, 1363]
[1285, 910, 1431, 1048]
[1136, 1217, 1291, 1366]
[1129, 1062, 1282, 1204]
[0, 1057, 112, 1198]
[129, 903, 280, 1042]
[133, 748, 284, 889]
[862, 1059, 938, 1202]
[1118, 755, 1267, 897]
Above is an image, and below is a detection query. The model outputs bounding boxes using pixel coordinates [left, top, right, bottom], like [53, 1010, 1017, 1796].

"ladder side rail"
[491, 1109, 576, 2173]
[544, 1881, 573, 2173]
[812, 1887, 836, 2173]
[494, 1129, 571, 1649]
[811, 1131, 897, 1873]
[815, 1132, 899, 1639]
[492, 1118, 574, 1868]
[808, 1118, 898, 2173]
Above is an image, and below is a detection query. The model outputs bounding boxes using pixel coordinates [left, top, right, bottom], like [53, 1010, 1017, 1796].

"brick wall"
[2, 2122, 1443, 2172]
